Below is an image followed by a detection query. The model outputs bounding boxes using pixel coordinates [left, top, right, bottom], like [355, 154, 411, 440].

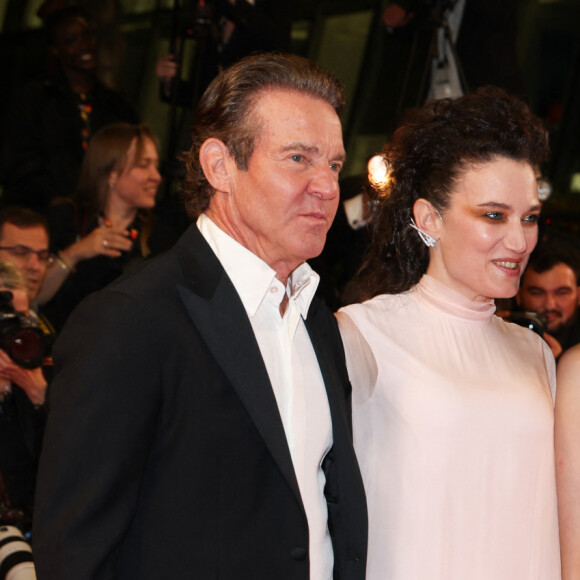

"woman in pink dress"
[337, 87, 561, 580]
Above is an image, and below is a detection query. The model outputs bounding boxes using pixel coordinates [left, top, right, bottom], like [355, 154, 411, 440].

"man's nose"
[25, 252, 42, 269]
[545, 293, 557, 311]
[309, 166, 339, 201]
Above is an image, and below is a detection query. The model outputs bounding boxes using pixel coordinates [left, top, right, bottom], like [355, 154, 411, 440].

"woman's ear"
[413, 198, 443, 239]
[199, 138, 235, 194]
[108, 170, 118, 190]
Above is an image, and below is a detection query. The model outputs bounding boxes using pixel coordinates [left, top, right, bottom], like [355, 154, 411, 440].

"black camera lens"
[0, 291, 46, 369]
[508, 310, 546, 338]
[2, 327, 45, 369]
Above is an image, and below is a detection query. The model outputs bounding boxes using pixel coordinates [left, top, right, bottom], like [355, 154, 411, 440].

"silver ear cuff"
[409, 218, 437, 248]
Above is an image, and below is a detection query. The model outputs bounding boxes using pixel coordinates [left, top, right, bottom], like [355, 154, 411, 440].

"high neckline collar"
[413, 275, 496, 322]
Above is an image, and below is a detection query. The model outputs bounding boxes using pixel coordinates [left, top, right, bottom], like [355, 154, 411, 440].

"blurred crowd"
[0, 0, 292, 535]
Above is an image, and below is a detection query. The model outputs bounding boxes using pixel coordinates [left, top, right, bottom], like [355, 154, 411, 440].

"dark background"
[0, 0, 579, 230]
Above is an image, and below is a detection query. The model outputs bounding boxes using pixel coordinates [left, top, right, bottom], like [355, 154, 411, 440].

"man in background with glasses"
[0, 206, 56, 390]
[0, 209, 54, 538]
[0, 207, 53, 307]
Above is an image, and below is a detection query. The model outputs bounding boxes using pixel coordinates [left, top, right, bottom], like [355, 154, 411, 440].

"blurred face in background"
[0, 224, 51, 301]
[518, 263, 580, 334]
[108, 137, 161, 213]
[51, 14, 97, 74]
[424, 158, 541, 302]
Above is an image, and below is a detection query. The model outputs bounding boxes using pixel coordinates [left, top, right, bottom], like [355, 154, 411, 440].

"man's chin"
[26, 284, 39, 301]
[548, 321, 572, 336]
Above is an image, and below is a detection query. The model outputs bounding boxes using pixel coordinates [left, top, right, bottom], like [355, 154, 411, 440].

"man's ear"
[413, 198, 442, 239]
[199, 138, 235, 194]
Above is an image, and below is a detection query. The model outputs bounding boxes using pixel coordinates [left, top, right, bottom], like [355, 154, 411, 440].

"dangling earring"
[409, 218, 437, 248]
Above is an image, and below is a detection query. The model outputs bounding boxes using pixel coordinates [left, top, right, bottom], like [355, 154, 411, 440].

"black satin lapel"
[177, 275, 301, 503]
[305, 300, 352, 441]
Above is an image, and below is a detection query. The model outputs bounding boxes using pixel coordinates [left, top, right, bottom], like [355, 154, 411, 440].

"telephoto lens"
[0, 525, 36, 580]
[0, 292, 45, 369]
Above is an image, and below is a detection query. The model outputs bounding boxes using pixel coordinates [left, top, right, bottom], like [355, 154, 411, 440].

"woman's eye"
[484, 212, 503, 221]
[523, 214, 540, 224]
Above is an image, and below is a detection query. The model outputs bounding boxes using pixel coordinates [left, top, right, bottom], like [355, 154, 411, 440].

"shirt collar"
[197, 213, 319, 319]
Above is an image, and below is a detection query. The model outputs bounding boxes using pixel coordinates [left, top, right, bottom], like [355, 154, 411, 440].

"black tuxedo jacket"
[32, 224, 367, 579]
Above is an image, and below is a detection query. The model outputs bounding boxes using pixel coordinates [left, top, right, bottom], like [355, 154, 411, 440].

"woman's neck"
[104, 201, 138, 231]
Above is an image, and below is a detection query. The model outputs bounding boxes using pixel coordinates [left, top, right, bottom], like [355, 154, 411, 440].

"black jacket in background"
[1, 71, 138, 213]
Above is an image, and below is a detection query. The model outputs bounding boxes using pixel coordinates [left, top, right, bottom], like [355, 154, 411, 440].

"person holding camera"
[337, 88, 559, 579]
[0, 260, 48, 526]
[517, 240, 580, 361]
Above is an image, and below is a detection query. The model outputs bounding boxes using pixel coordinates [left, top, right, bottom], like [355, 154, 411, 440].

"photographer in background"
[517, 240, 580, 361]
[0, 207, 57, 343]
[155, 0, 292, 108]
[0, 261, 48, 531]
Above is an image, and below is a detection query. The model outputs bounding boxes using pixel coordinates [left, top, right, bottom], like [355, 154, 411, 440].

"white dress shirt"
[198, 214, 333, 579]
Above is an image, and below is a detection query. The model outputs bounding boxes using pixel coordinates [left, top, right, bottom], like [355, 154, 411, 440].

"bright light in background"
[537, 178, 553, 202]
[367, 155, 390, 189]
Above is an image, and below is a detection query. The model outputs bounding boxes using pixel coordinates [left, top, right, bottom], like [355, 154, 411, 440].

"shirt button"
[270, 286, 278, 294]
[290, 547, 307, 561]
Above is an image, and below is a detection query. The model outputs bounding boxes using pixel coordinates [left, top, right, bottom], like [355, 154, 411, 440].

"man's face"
[52, 16, 97, 74]
[208, 89, 345, 281]
[0, 224, 50, 301]
[518, 263, 580, 334]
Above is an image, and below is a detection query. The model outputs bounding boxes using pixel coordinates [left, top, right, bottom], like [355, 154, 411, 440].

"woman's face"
[110, 137, 161, 211]
[425, 157, 541, 302]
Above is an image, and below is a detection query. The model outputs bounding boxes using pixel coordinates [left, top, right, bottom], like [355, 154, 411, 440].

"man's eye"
[330, 163, 342, 172]
[291, 155, 303, 163]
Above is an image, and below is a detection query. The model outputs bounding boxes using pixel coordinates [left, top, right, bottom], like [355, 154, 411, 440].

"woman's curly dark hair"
[354, 86, 550, 300]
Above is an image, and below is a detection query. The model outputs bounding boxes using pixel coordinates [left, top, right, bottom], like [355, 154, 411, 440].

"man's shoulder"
[111, 247, 181, 295]
[106, 224, 210, 299]
[56, 247, 193, 354]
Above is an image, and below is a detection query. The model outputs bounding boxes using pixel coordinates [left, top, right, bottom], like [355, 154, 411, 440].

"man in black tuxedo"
[32, 53, 367, 579]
